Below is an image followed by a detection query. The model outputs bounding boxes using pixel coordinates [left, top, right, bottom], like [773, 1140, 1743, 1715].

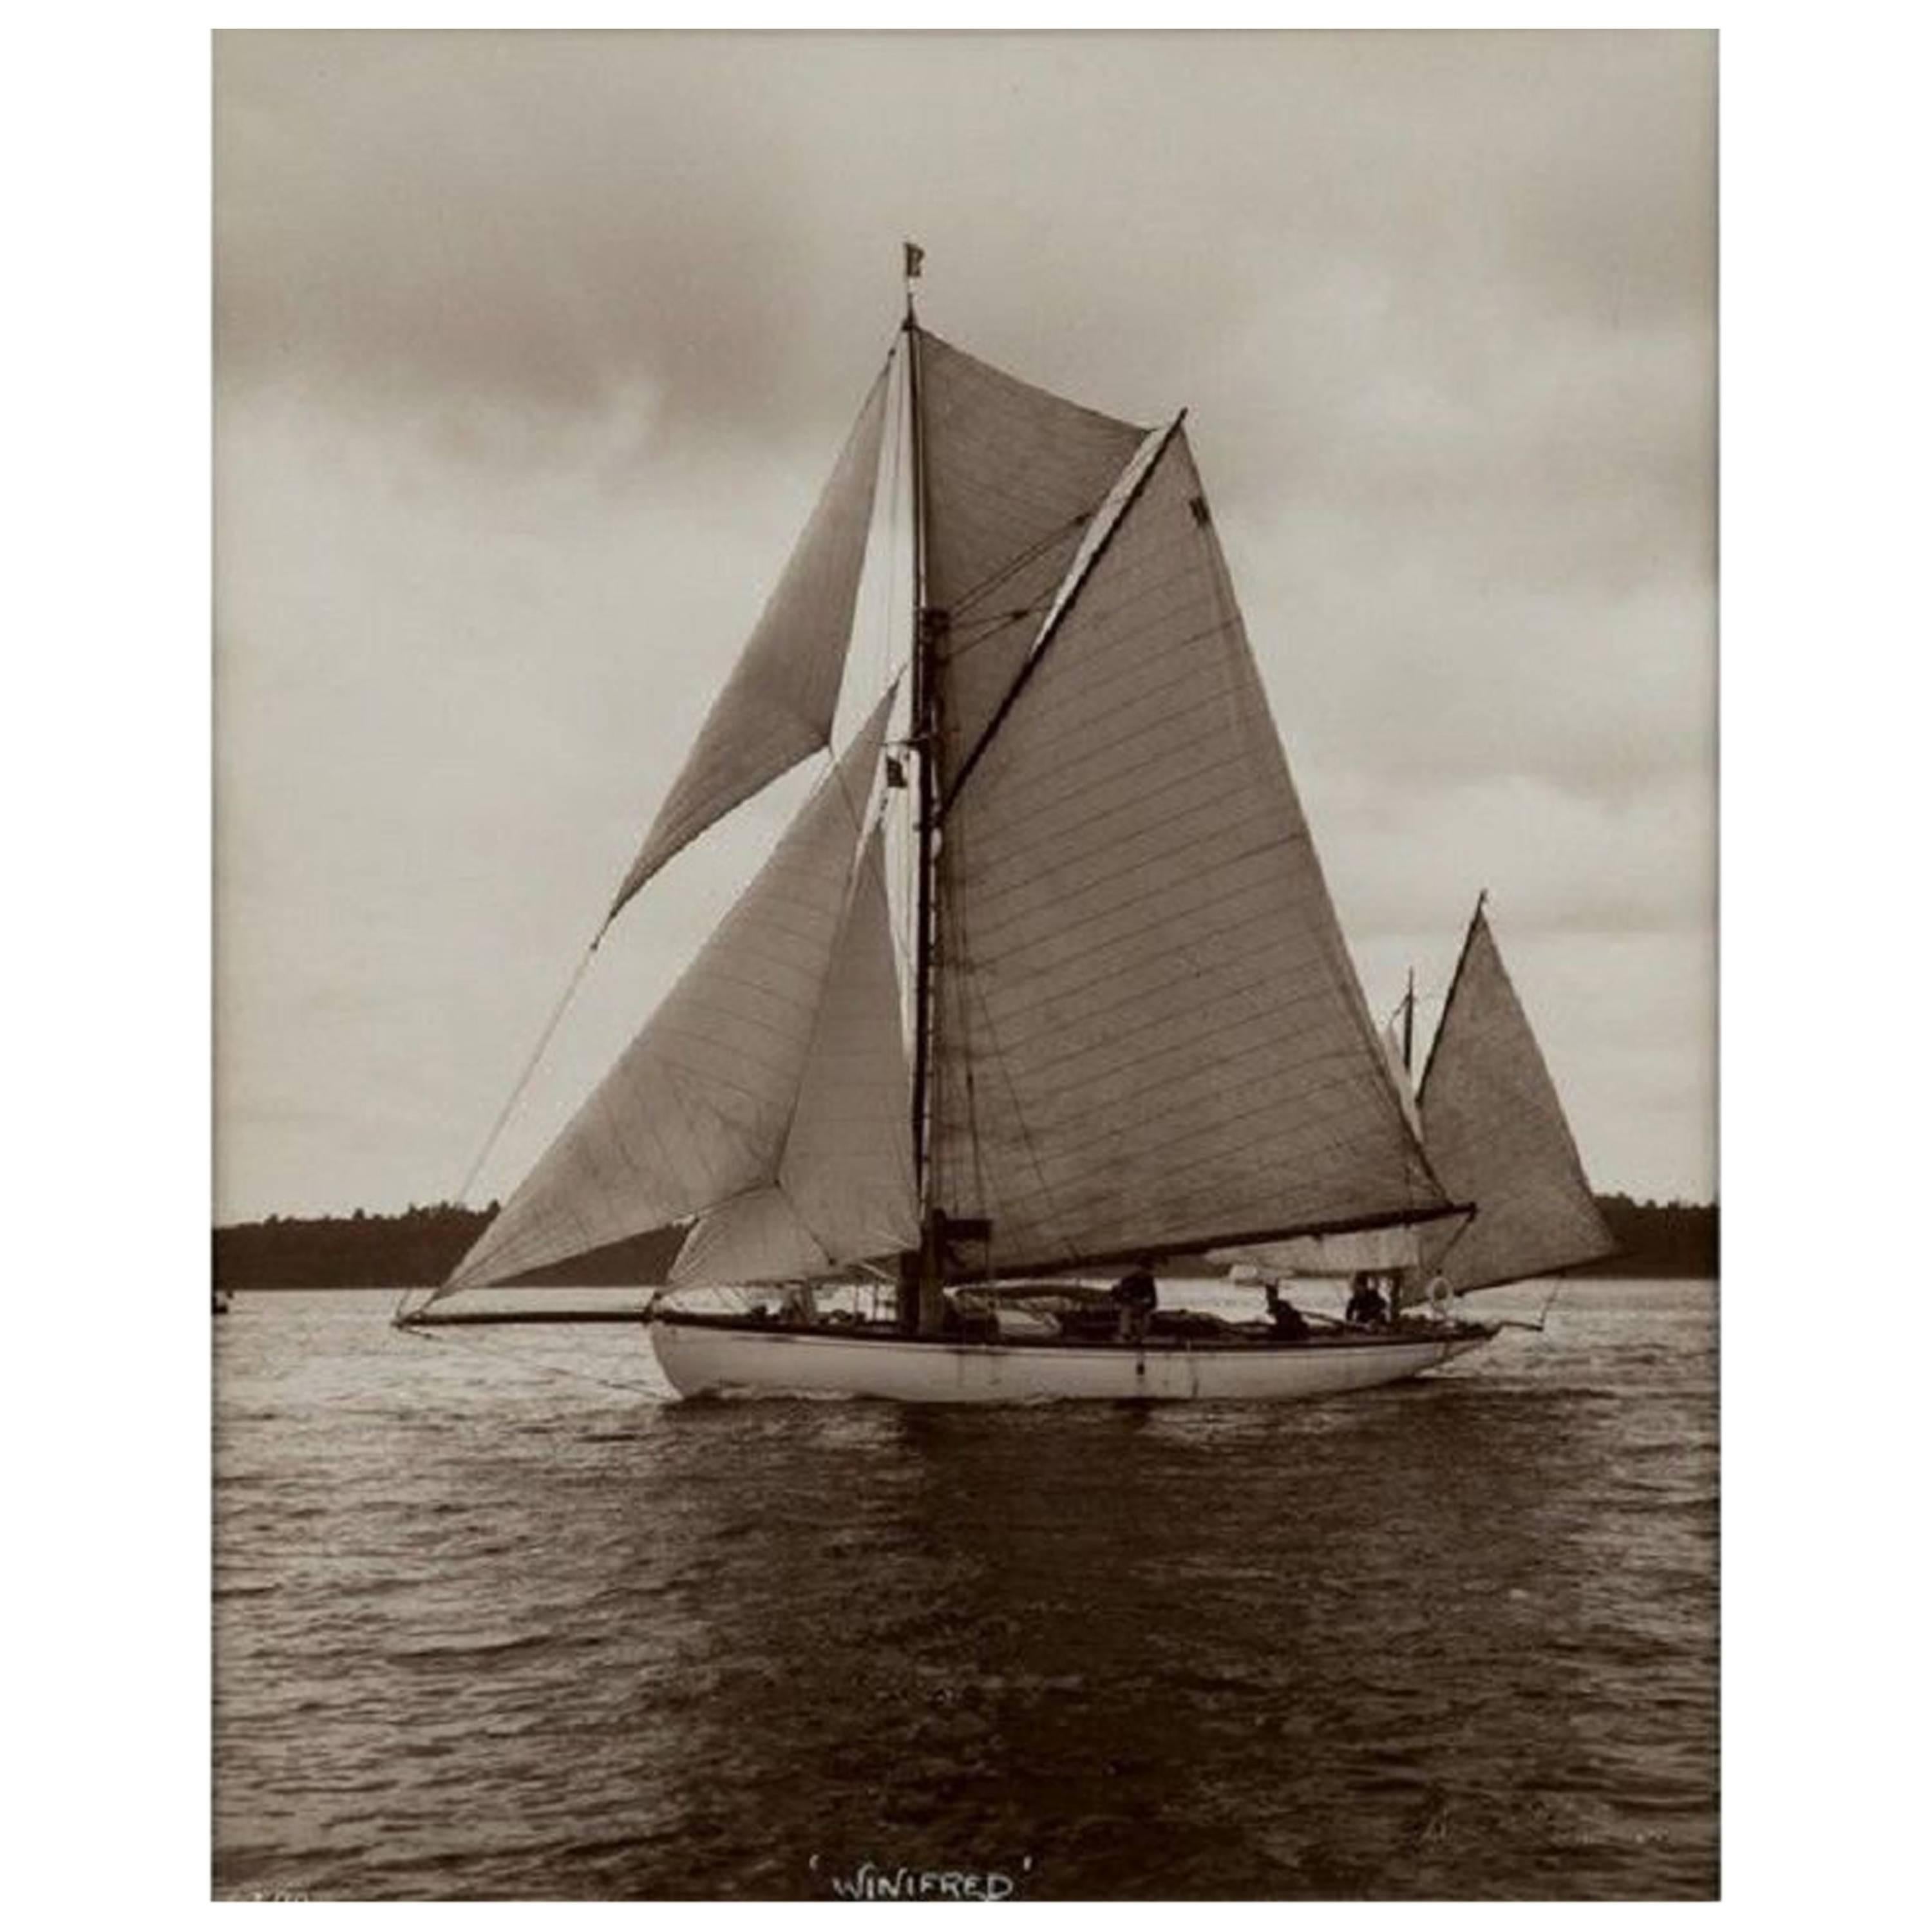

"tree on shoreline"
[212, 1195, 1715, 1291]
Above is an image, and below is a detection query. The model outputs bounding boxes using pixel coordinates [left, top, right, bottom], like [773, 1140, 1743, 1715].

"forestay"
[607, 368, 890, 920]
[927, 427, 1444, 1271]
[1416, 904, 1615, 1294]
[442, 694, 895, 1294]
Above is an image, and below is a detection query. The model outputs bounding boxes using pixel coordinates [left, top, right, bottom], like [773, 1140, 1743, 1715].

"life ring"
[1426, 1274, 1454, 1314]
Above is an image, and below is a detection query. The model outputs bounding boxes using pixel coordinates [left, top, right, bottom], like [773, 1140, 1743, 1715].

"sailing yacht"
[403, 269, 1605, 1401]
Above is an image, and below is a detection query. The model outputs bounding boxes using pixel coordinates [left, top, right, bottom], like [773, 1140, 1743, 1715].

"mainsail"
[925, 417, 1445, 1271]
[1416, 901, 1615, 1294]
[442, 693, 895, 1294]
[606, 367, 890, 920]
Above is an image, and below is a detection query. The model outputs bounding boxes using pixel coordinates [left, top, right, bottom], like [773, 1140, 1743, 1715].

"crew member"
[1345, 1272, 1390, 1327]
[1112, 1256, 1159, 1344]
[1264, 1278, 1311, 1343]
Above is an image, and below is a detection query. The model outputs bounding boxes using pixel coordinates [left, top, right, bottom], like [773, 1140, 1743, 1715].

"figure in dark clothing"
[1112, 1258, 1159, 1343]
[1264, 1280, 1311, 1343]
[1345, 1273, 1390, 1328]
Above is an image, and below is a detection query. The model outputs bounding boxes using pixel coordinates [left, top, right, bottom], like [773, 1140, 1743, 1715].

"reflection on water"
[214, 1279, 1716, 1899]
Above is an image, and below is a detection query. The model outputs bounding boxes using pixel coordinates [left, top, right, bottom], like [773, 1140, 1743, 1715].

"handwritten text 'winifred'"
[811, 1856, 1032, 1900]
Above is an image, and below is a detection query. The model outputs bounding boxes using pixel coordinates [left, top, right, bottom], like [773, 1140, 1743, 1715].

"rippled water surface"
[213, 1278, 1717, 1899]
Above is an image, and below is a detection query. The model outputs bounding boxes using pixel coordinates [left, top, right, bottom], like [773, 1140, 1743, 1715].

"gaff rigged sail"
[927, 426, 1444, 1272]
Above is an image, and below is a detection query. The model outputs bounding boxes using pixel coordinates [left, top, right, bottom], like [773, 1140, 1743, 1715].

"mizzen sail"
[444, 692, 894, 1293]
[927, 428, 1444, 1271]
[607, 366, 890, 921]
[1416, 902, 1615, 1294]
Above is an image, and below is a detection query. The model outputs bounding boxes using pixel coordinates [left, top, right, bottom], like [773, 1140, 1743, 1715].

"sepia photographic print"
[213, 28, 1718, 1901]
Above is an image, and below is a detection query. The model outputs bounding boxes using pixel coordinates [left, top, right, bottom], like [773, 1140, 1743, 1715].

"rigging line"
[393, 1315, 664, 1400]
[448, 930, 605, 1217]
[949, 509, 1094, 615]
[1383, 987, 1448, 1030]
[950, 595, 1042, 630]
[1429, 1211, 1478, 1274]
[948, 604, 1037, 641]
[941, 603, 1050, 665]
[940, 413, 1188, 820]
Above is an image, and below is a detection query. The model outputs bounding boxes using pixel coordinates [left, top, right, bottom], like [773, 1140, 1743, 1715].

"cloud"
[214, 32, 1714, 442]
[213, 31, 1716, 1216]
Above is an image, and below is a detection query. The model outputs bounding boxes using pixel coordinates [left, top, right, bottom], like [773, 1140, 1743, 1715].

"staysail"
[606, 366, 890, 920]
[670, 820, 918, 1284]
[442, 693, 895, 1294]
[1416, 901, 1615, 1294]
[925, 419, 1445, 1271]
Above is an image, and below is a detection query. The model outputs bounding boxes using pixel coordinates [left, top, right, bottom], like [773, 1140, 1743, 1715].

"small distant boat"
[1274, 895, 1613, 1329]
[401, 256, 1603, 1401]
[213, 1287, 234, 1316]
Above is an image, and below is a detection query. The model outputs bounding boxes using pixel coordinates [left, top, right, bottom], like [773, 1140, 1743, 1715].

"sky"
[213, 28, 1716, 1223]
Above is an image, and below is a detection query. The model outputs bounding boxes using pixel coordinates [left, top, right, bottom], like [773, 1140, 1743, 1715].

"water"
[213, 1278, 1716, 1900]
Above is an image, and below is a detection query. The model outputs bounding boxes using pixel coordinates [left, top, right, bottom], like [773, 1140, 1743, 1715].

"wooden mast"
[901, 245, 949, 1334]
[1396, 963, 1419, 1323]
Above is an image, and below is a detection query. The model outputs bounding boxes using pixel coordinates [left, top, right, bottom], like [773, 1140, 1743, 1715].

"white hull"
[650, 1316, 1492, 1404]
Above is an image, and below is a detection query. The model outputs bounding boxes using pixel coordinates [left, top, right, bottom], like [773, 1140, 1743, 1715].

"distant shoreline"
[213, 1196, 1716, 1291]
